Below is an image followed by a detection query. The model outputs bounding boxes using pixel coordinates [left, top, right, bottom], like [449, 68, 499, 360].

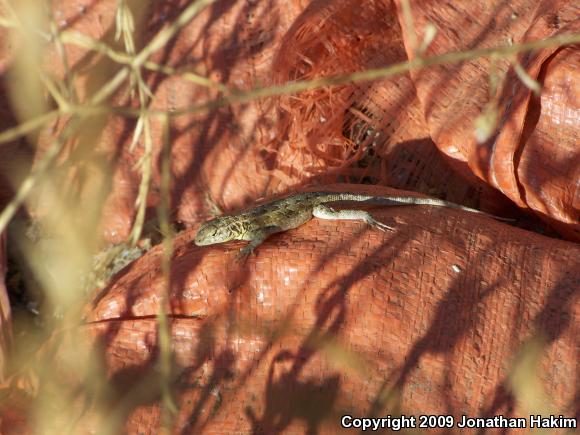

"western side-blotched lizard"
[194, 191, 511, 257]
[195, 192, 510, 256]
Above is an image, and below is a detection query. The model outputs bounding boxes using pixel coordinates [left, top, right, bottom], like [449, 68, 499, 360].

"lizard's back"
[240, 192, 324, 231]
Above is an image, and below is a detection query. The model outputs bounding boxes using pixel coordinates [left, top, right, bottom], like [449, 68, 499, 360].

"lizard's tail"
[386, 196, 514, 222]
[321, 192, 514, 222]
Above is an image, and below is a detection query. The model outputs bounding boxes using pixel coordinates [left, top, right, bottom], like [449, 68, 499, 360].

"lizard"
[194, 191, 512, 258]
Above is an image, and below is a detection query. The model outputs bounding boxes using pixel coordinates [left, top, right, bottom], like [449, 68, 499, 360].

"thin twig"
[157, 113, 178, 426]
[0, 110, 60, 144]
[3, 29, 577, 146]
[1, 27, 578, 235]
[100, 31, 580, 119]
[0, 118, 79, 233]
[132, 0, 218, 67]
[47, 0, 76, 104]
[0, 0, 219, 233]
[59, 30, 226, 91]
[400, 0, 418, 55]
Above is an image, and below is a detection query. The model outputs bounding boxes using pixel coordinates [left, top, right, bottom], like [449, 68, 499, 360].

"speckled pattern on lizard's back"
[194, 191, 511, 257]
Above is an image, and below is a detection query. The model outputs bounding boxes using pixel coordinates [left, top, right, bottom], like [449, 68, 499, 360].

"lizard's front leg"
[237, 225, 283, 260]
[312, 204, 394, 232]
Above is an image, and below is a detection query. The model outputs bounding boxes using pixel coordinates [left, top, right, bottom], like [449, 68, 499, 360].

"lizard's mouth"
[193, 231, 209, 246]
[194, 236, 210, 246]
[194, 233, 224, 246]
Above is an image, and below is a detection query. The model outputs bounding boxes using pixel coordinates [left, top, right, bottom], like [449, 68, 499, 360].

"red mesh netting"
[269, 0, 515, 215]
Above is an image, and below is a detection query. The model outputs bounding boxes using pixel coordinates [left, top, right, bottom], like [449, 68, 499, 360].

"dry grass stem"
[157, 113, 178, 426]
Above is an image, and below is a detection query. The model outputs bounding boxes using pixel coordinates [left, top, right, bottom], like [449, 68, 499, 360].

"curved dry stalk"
[0, 0, 220, 235]
[82, 30, 580, 121]
[157, 113, 178, 427]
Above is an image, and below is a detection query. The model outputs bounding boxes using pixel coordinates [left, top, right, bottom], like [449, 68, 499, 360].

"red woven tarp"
[69, 184, 579, 433]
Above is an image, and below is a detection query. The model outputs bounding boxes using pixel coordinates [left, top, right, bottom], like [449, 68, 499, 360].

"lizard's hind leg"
[312, 204, 394, 232]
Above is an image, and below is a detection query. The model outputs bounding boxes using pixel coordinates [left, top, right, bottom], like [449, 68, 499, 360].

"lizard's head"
[194, 216, 237, 246]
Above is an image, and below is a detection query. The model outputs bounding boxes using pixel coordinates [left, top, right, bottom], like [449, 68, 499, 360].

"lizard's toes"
[235, 246, 252, 262]
[369, 218, 394, 232]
